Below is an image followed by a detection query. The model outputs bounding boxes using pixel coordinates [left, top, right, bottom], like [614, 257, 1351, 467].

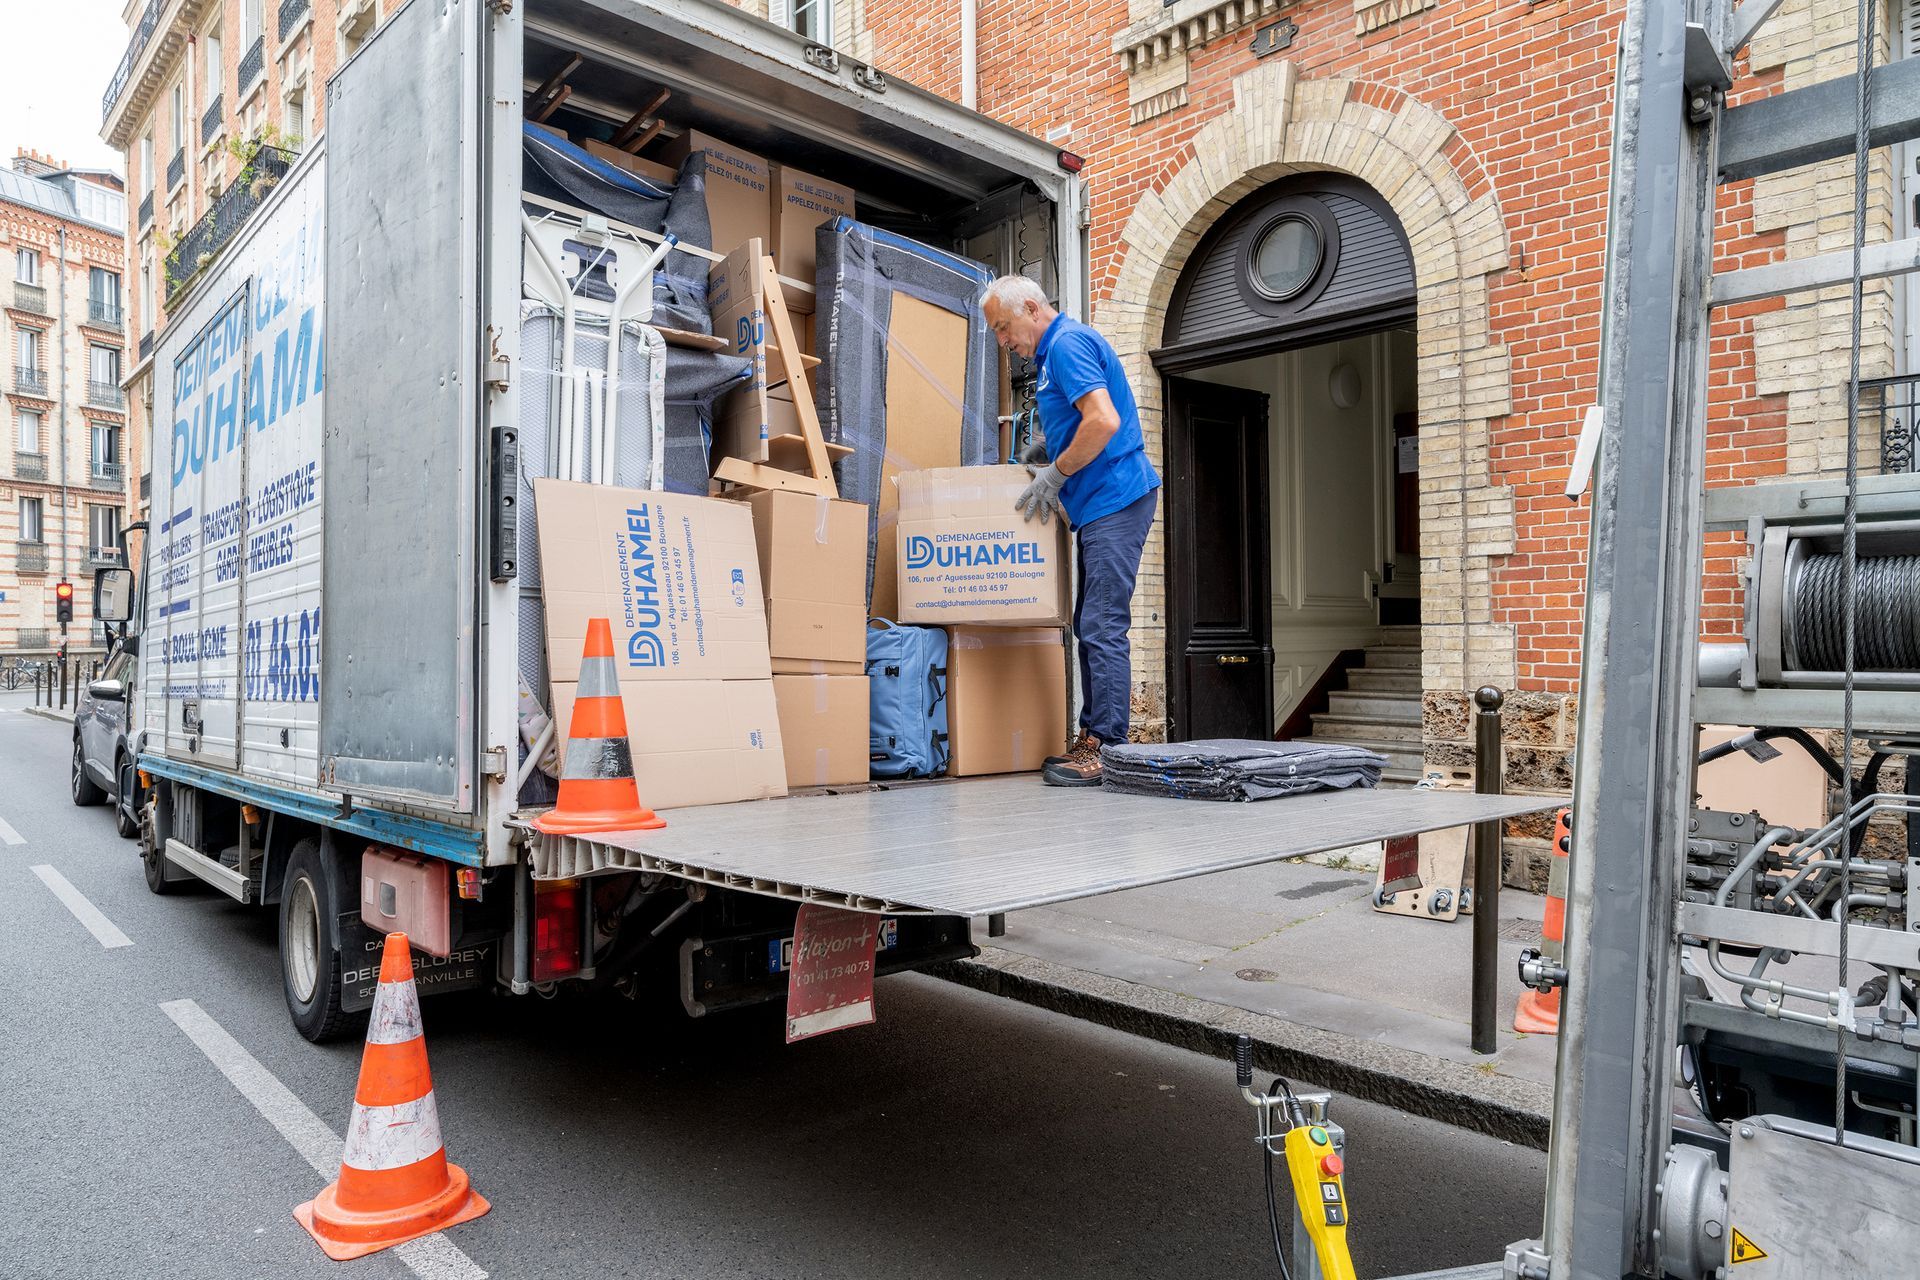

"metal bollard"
[1470, 686, 1505, 1056]
[59, 659, 68, 710]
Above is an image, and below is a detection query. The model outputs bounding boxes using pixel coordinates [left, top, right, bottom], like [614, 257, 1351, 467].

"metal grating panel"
[525, 776, 1558, 916]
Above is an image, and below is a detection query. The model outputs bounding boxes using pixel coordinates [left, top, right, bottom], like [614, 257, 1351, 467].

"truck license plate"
[769, 917, 897, 974]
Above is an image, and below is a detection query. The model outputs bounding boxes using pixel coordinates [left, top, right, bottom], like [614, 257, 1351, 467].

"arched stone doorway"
[1097, 61, 1513, 779]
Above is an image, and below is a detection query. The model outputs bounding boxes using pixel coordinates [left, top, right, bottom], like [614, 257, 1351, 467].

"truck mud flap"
[679, 915, 974, 1017]
[338, 911, 496, 1013]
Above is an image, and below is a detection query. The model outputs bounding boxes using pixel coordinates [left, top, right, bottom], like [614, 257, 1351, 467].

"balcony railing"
[102, 0, 168, 125]
[17, 627, 51, 649]
[280, 0, 310, 41]
[1865, 374, 1920, 474]
[89, 545, 126, 568]
[165, 145, 295, 303]
[202, 94, 224, 146]
[167, 148, 185, 191]
[16, 543, 47, 575]
[13, 366, 47, 397]
[11, 281, 48, 315]
[91, 462, 126, 489]
[13, 451, 47, 482]
[239, 38, 265, 91]
[139, 191, 153, 229]
[88, 298, 124, 331]
[139, 331, 155, 362]
[88, 380, 126, 410]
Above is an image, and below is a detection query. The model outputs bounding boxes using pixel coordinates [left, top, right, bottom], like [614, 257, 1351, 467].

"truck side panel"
[143, 156, 328, 787]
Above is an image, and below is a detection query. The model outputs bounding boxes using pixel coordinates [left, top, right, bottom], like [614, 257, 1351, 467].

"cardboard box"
[946, 627, 1068, 776]
[771, 657, 866, 675]
[773, 675, 870, 788]
[894, 466, 1071, 626]
[659, 129, 771, 257]
[869, 294, 971, 617]
[533, 478, 772, 684]
[552, 678, 788, 808]
[747, 490, 869, 667]
[583, 139, 677, 185]
[770, 165, 855, 284]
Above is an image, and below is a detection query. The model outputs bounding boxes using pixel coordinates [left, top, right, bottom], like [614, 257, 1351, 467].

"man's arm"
[1054, 388, 1120, 475]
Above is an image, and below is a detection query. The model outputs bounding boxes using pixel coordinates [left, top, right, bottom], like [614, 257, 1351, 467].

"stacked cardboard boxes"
[534, 479, 788, 808]
[746, 490, 872, 787]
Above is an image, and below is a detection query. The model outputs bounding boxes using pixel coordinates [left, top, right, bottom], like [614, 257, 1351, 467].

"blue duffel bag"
[865, 619, 949, 779]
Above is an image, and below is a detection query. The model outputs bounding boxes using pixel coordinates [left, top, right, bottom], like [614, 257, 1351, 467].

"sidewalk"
[939, 849, 1557, 1147]
[22, 704, 75, 724]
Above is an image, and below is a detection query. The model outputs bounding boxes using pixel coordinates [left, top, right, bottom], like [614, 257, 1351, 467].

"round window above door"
[1249, 214, 1322, 301]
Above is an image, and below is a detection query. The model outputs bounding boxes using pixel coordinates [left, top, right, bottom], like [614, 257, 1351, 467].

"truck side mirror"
[94, 567, 134, 623]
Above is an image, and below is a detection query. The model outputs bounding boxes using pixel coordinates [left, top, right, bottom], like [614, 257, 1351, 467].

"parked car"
[72, 633, 142, 839]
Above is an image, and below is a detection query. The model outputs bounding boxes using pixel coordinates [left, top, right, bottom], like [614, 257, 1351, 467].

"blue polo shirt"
[1035, 314, 1161, 527]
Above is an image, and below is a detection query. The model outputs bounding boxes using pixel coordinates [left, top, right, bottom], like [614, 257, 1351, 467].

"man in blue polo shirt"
[983, 275, 1161, 787]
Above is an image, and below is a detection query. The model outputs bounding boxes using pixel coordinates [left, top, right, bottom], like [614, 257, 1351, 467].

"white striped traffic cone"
[294, 932, 490, 1260]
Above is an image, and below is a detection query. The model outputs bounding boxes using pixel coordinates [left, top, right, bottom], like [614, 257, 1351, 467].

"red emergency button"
[1319, 1153, 1344, 1178]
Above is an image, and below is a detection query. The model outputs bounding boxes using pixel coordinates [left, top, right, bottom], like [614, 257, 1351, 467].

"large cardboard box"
[533, 478, 772, 685]
[770, 165, 855, 284]
[747, 490, 869, 668]
[659, 129, 771, 256]
[946, 627, 1068, 776]
[894, 466, 1071, 626]
[868, 294, 972, 618]
[772, 675, 870, 788]
[551, 678, 788, 808]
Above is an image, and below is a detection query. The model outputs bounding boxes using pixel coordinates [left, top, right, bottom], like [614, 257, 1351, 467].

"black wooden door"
[1165, 376, 1273, 742]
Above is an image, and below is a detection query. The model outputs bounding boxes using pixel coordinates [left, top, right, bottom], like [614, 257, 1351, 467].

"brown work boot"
[1042, 733, 1104, 788]
[1044, 731, 1091, 768]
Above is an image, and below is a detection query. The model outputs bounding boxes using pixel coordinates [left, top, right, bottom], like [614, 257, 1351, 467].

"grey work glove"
[1015, 463, 1066, 525]
[1016, 439, 1050, 465]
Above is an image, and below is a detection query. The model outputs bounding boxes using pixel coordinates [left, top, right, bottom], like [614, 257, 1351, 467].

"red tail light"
[532, 880, 583, 982]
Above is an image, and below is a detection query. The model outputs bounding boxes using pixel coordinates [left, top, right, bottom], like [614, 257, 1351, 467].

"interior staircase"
[1304, 625, 1424, 785]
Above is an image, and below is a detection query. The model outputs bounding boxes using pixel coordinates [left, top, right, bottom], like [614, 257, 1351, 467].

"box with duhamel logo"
[893, 465, 1071, 626]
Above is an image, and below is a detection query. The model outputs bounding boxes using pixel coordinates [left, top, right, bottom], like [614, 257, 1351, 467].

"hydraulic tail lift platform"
[521, 776, 1557, 916]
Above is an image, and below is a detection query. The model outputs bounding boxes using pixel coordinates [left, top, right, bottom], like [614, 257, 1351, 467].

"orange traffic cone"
[1514, 806, 1570, 1035]
[534, 617, 665, 834]
[294, 933, 490, 1260]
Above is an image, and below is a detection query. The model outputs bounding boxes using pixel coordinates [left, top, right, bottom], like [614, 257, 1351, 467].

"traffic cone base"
[1513, 989, 1560, 1035]
[534, 617, 667, 834]
[295, 1170, 489, 1262]
[294, 933, 490, 1261]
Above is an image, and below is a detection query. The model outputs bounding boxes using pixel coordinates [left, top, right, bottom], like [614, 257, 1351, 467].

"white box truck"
[108, 0, 1541, 1044]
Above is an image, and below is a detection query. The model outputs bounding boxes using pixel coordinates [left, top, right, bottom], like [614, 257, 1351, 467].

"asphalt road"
[0, 689, 1545, 1279]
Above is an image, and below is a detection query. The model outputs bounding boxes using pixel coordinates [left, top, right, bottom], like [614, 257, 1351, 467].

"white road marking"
[160, 1000, 488, 1280]
[0, 813, 23, 845]
[30, 865, 132, 947]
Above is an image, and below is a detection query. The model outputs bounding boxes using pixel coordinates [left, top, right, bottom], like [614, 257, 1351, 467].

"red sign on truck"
[785, 904, 880, 1043]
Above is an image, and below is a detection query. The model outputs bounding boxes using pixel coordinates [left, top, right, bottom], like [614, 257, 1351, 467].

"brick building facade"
[1, 152, 129, 669]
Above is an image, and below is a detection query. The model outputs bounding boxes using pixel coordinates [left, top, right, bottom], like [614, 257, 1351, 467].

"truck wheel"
[139, 796, 177, 896]
[71, 737, 106, 807]
[280, 840, 353, 1043]
[114, 755, 140, 840]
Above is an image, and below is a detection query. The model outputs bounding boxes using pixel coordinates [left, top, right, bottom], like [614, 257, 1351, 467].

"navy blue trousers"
[1073, 488, 1159, 744]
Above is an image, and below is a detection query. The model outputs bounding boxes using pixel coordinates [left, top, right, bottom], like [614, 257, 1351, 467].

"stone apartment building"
[99, 0, 1898, 871]
[0, 152, 129, 668]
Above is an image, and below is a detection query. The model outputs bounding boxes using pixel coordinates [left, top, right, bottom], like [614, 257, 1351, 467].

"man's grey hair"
[983, 274, 1051, 312]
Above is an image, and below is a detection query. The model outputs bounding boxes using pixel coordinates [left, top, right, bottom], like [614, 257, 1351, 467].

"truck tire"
[280, 840, 354, 1043]
[114, 754, 140, 840]
[71, 737, 107, 807]
[138, 796, 178, 896]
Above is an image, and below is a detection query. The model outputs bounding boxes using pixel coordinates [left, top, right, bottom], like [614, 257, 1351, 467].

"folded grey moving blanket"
[1100, 739, 1388, 801]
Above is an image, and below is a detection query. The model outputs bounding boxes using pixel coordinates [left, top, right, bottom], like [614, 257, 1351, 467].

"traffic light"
[54, 580, 74, 627]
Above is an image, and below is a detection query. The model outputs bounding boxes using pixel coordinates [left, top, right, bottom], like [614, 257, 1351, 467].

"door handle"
[1216, 654, 1250, 666]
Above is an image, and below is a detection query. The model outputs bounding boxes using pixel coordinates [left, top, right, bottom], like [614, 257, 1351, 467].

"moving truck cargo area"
[125, 0, 1546, 1045]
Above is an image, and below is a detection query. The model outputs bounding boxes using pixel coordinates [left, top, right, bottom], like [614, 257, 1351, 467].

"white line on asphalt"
[160, 999, 488, 1280]
[30, 865, 132, 947]
[0, 813, 23, 845]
